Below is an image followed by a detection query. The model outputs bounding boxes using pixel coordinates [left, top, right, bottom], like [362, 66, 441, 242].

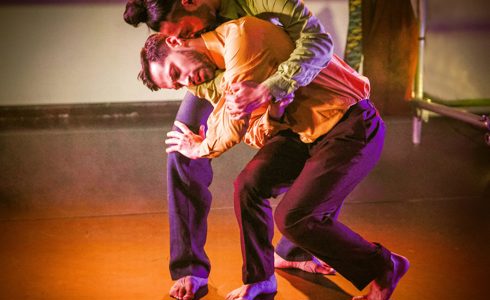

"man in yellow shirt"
[125, 2, 336, 299]
[140, 16, 409, 300]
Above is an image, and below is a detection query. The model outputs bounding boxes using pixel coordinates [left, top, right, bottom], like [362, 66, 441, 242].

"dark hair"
[123, 0, 176, 32]
[138, 33, 173, 91]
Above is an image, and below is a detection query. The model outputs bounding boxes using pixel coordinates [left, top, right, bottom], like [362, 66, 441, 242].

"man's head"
[161, 0, 219, 38]
[124, 0, 219, 38]
[139, 33, 217, 91]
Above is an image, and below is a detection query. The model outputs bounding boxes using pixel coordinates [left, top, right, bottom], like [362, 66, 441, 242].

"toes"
[178, 285, 187, 299]
[170, 276, 209, 300]
[315, 265, 336, 275]
[182, 287, 195, 300]
[169, 279, 189, 300]
[169, 287, 178, 298]
[169, 281, 181, 299]
[226, 286, 247, 300]
[312, 258, 336, 275]
[183, 281, 195, 299]
[225, 290, 236, 300]
[299, 260, 334, 274]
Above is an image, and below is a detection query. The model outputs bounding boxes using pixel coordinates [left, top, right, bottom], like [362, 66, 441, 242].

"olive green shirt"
[212, 0, 334, 100]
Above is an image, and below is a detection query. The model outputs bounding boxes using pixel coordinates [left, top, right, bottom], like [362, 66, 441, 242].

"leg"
[227, 131, 308, 300]
[275, 204, 341, 262]
[275, 100, 408, 296]
[276, 191, 343, 264]
[168, 92, 214, 299]
[274, 206, 342, 274]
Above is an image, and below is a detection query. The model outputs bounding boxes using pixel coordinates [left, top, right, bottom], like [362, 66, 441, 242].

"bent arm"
[256, 0, 333, 99]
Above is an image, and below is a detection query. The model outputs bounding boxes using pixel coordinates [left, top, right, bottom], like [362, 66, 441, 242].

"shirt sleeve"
[243, 106, 288, 149]
[197, 97, 248, 158]
[253, 0, 334, 100]
[187, 71, 225, 105]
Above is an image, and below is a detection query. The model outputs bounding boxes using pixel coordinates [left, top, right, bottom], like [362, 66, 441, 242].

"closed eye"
[170, 64, 181, 89]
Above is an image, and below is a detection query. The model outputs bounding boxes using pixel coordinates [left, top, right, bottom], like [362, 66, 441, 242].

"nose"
[177, 76, 189, 86]
[178, 76, 190, 87]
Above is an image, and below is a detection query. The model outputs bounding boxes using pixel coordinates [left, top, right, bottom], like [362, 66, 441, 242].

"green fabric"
[344, 0, 363, 71]
[213, 0, 334, 100]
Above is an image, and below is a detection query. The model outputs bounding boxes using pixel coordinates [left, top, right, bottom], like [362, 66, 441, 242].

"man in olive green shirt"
[125, 1, 335, 299]
[126, 0, 333, 107]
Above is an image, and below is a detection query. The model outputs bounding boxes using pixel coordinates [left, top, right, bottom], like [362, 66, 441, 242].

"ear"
[165, 36, 183, 48]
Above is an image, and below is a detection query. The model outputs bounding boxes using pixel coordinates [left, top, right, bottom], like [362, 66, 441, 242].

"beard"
[179, 49, 217, 84]
[170, 1, 217, 31]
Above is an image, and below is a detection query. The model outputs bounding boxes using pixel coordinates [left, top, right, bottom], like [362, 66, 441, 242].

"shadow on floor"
[276, 269, 351, 300]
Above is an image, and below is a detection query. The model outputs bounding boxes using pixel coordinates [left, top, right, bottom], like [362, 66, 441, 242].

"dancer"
[125, 0, 336, 298]
[139, 16, 409, 300]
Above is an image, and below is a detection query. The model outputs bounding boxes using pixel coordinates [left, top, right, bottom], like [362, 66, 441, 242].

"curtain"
[361, 0, 419, 116]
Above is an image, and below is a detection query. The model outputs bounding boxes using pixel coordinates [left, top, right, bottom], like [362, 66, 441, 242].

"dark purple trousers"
[167, 92, 311, 280]
[234, 99, 392, 289]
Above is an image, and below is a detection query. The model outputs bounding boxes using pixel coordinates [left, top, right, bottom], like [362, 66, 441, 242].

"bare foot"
[225, 274, 277, 300]
[274, 252, 336, 275]
[352, 253, 410, 300]
[169, 276, 208, 300]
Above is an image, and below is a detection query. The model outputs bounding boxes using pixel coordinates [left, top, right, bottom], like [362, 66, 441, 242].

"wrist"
[262, 73, 295, 100]
[268, 104, 285, 122]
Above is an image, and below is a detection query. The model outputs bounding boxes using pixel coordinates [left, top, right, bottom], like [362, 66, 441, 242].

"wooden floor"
[0, 116, 489, 300]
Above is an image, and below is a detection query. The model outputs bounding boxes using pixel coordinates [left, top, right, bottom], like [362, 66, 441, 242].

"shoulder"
[226, 16, 272, 35]
[237, 16, 269, 28]
[219, 16, 266, 31]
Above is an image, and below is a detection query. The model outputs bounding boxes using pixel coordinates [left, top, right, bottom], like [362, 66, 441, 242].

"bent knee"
[275, 207, 334, 238]
[274, 207, 307, 235]
[234, 168, 272, 197]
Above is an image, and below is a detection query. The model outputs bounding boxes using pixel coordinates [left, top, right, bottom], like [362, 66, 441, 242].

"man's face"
[149, 49, 216, 90]
[160, 0, 217, 38]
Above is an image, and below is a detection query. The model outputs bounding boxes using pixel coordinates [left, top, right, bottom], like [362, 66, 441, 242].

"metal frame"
[411, 0, 490, 145]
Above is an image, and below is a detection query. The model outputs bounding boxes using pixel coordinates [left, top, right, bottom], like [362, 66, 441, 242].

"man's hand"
[225, 81, 273, 120]
[268, 94, 294, 121]
[165, 121, 205, 159]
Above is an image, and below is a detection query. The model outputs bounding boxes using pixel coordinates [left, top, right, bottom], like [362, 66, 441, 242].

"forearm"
[198, 103, 248, 158]
[259, 0, 334, 99]
[263, 30, 333, 99]
[198, 133, 243, 158]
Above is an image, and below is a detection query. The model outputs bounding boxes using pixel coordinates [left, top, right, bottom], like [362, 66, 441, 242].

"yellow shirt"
[190, 17, 370, 158]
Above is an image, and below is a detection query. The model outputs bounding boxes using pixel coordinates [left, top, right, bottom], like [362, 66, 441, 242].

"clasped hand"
[165, 121, 205, 159]
[225, 81, 273, 120]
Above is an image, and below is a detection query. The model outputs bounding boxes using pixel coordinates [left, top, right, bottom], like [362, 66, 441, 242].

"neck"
[185, 37, 213, 62]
